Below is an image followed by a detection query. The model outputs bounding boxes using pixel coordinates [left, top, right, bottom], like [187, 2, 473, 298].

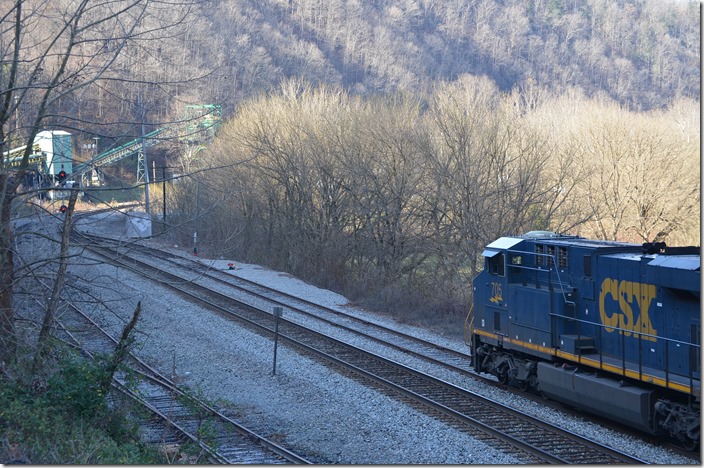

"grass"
[0, 349, 166, 464]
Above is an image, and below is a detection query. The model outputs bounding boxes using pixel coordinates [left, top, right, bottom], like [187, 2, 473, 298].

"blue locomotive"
[468, 231, 700, 449]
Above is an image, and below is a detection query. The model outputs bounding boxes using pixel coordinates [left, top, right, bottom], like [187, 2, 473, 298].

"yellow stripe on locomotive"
[469, 232, 700, 449]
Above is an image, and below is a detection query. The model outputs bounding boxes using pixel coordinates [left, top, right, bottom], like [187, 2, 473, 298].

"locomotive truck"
[468, 231, 700, 449]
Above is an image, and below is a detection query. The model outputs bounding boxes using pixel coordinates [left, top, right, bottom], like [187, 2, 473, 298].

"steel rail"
[44, 273, 310, 464]
[78, 238, 648, 464]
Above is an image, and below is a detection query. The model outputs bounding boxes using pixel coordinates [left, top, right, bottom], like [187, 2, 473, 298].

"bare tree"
[569, 98, 699, 244]
[0, 0, 198, 365]
[344, 95, 428, 285]
[170, 74, 698, 334]
[32, 189, 77, 373]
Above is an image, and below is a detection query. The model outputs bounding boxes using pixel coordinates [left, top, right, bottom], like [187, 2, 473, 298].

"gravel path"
[17, 208, 696, 464]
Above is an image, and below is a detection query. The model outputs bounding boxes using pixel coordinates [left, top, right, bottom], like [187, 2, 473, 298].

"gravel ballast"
[19, 209, 697, 464]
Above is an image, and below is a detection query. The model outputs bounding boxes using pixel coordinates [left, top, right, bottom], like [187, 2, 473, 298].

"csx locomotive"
[468, 231, 700, 449]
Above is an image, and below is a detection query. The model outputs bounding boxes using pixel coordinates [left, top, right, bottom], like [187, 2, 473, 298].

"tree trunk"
[32, 189, 78, 374]
[99, 301, 142, 396]
[0, 175, 16, 364]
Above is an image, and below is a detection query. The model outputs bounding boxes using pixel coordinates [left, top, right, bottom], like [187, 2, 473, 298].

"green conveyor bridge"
[71, 125, 168, 180]
[4, 105, 221, 181]
[72, 105, 221, 180]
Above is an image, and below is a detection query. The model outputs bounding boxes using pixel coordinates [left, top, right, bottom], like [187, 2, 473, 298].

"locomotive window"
[489, 253, 505, 276]
[583, 255, 592, 277]
[494, 311, 501, 331]
[558, 247, 568, 268]
[536, 245, 544, 266]
[511, 255, 522, 265]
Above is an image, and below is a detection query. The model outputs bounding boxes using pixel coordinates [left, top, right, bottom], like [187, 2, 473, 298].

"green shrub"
[0, 351, 164, 464]
[44, 352, 111, 422]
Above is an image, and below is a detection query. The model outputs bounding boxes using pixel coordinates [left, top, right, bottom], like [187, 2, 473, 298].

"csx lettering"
[598, 278, 657, 342]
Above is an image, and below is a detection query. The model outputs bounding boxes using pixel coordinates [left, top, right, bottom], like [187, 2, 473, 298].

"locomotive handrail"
[488, 246, 700, 393]
[463, 302, 474, 348]
[502, 248, 576, 312]
[549, 312, 699, 349]
[475, 236, 700, 448]
[550, 311, 701, 396]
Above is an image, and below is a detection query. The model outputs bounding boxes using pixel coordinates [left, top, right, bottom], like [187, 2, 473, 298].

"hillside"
[29, 0, 700, 143]
[190, 0, 699, 113]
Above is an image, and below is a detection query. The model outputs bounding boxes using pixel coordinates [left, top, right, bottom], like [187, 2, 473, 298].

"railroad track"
[82, 234, 472, 370]
[74, 231, 701, 460]
[72, 230, 647, 464]
[49, 282, 310, 464]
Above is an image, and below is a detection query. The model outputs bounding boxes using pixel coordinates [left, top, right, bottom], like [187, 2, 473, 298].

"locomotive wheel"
[518, 380, 529, 392]
[527, 375, 538, 393]
[498, 372, 509, 385]
[680, 437, 698, 452]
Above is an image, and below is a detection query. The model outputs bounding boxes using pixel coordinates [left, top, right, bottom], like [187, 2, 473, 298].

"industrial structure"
[3, 105, 221, 191]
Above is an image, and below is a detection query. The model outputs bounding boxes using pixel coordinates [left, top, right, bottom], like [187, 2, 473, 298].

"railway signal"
[57, 170, 67, 182]
[59, 205, 67, 214]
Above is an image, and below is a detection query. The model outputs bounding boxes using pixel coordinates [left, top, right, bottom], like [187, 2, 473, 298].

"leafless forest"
[168, 77, 699, 324]
[167, 1, 700, 324]
[2, 0, 700, 334]
[11, 1, 700, 146]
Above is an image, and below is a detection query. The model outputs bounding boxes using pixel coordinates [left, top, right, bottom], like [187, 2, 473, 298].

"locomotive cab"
[471, 232, 584, 365]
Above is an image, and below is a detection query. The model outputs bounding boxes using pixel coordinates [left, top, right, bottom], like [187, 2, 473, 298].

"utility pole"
[162, 166, 167, 225]
[14, 96, 19, 132]
[140, 100, 151, 216]
[13, 96, 20, 146]
[272, 307, 283, 375]
[193, 181, 199, 256]
[92, 136, 99, 185]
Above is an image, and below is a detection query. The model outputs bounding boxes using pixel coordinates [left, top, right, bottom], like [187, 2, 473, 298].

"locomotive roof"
[486, 234, 641, 253]
[486, 234, 702, 261]
[483, 234, 700, 292]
